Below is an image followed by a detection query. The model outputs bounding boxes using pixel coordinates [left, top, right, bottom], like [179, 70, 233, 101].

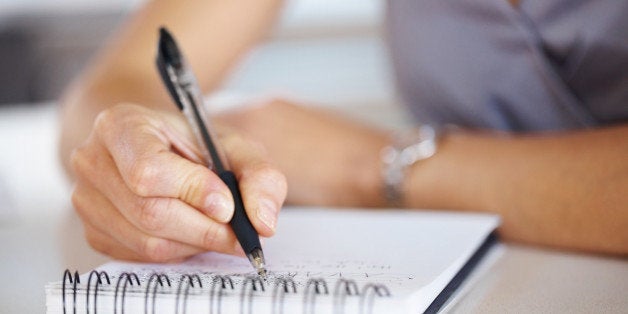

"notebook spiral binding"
[61, 269, 391, 314]
[86, 270, 110, 314]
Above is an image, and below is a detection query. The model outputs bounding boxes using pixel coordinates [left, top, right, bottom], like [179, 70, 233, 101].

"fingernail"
[257, 199, 277, 231]
[204, 193, 232, 223]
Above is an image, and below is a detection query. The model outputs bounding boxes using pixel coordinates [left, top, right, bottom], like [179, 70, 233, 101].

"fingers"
[93, 105, 234, 223]
[72, 144, 241, 256]
[83, 222, 155, 262]
[70, 104, 286, 262]
[72, 183, 206, 262]
[220, 131, 288, 237]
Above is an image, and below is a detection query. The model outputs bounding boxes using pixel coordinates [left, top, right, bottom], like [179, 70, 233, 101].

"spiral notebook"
[45, 207, 499, 313]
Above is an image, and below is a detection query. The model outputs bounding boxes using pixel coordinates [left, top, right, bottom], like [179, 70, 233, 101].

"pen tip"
[258, 268, 268, 281]
[247, 248, 268, 280]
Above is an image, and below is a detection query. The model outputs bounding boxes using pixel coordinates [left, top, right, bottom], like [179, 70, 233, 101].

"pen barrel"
[219, 171, 262, 254]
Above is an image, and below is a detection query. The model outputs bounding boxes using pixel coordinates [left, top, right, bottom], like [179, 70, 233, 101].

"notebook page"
[46, 207, 498, 313]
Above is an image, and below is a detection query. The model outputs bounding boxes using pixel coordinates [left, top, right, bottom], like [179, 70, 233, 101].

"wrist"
[402, 129, 495, 211]
[339, 131, 390, 207]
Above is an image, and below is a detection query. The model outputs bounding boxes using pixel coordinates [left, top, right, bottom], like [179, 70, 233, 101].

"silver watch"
[381, 125, 438, 207]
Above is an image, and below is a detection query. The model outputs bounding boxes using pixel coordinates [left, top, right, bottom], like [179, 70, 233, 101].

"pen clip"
[156, 27, 227, 171]
[156, 54, 185, 111]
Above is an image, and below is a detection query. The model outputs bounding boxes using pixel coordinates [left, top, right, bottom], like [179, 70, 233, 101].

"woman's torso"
[386, 0, 628, 131]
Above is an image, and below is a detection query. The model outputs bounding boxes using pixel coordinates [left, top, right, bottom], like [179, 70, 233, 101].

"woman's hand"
[218, 99, 390, 207]
[69, 104, 287, 262]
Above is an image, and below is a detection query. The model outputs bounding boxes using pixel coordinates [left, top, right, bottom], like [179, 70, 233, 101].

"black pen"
[156, 27, 267, 279]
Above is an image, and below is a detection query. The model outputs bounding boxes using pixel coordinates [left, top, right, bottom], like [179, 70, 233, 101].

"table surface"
[1, 104, 626, 314]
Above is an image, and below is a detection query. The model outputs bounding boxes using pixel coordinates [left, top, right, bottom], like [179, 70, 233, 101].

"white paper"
[46, 207, 499, 313]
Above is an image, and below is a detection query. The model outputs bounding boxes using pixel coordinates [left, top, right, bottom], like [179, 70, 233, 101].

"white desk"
[1, 103, 626, 313]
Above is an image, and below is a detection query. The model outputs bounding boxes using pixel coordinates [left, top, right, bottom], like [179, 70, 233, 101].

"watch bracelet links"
[381, 125, 439, 207]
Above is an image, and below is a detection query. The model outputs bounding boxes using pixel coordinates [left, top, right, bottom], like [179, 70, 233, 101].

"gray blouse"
[386, 0, 628, 132]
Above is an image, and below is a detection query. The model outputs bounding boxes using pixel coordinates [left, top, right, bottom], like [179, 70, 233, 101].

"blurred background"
[0, 0, 396, 107]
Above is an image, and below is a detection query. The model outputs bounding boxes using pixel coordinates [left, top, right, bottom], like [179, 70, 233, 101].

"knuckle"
[70, 187, 81, 209]
[94, 104, 138, 127]
[141, 237, 174, 262]
[93, 109, 118, 146]
[137, 197, 167, 232]
[70, 187, 88, 216]
[69, 146, 91, 178]
[94, 104, 156, 144]
[179, 166, 211, 203]
[93, 109, 113, 132]
[93, 106, 124, 134]
[128, 158, 159, 196]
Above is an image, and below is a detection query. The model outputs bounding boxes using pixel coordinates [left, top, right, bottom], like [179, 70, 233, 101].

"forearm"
[59, 0, 283, 173]
[404, 125, 628, 255]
